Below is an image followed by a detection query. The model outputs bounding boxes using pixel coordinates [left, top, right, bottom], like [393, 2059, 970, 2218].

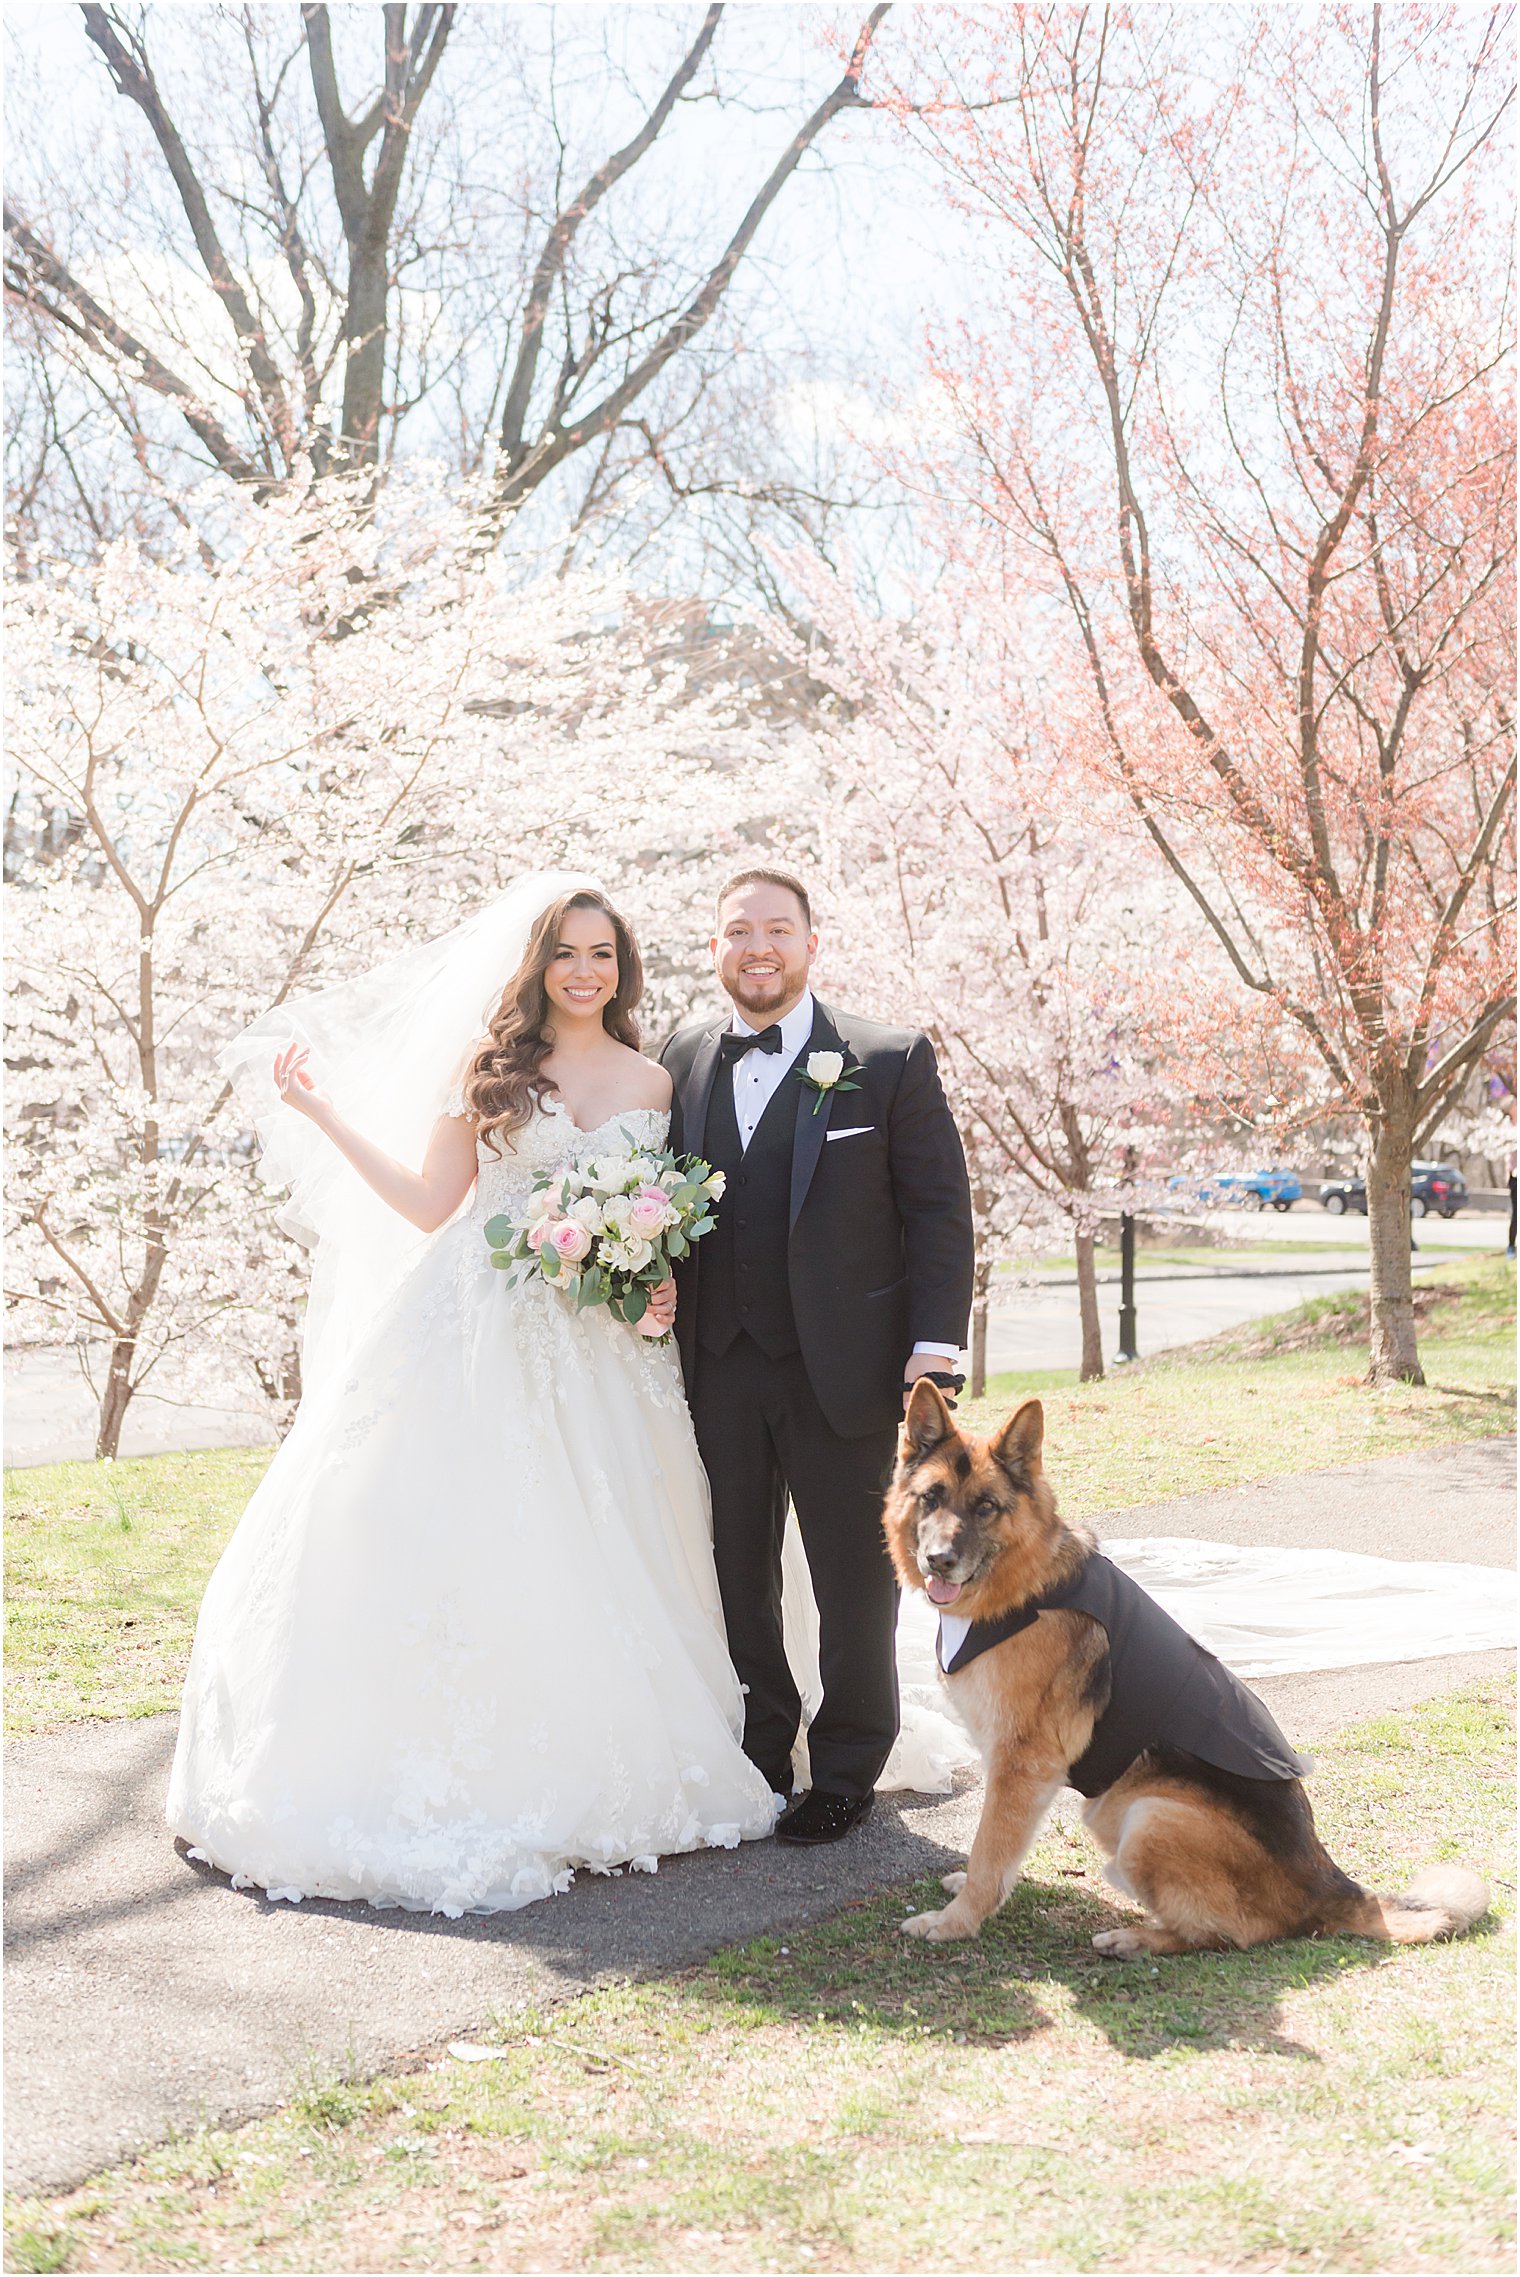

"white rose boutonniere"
[797, 1048, 862, 1116]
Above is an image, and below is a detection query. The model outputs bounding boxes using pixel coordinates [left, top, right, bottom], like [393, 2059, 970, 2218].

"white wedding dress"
[167, 1101, 778, 1916]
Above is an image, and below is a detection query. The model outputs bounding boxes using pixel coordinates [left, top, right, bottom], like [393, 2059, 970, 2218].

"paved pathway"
[5, 1439, 1514, 2198]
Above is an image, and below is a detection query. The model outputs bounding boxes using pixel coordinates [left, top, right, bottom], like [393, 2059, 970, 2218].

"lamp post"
[1117, 1145, 1138, 1363]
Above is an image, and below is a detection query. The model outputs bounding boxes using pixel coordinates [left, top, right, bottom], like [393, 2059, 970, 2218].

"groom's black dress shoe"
[775, 1789, 875, 1846]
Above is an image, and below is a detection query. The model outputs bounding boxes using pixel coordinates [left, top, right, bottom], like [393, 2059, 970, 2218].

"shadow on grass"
[684, 1872, 1441, 2064]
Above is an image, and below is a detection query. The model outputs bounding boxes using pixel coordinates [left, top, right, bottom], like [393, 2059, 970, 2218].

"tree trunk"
[95, 1336, 136, 1459]
[970, 1254, 991, 1398]
[1366, 1096, 1424, 1385]
[1074, 1226, 1104, 1382]
[339, 248, 389, 465]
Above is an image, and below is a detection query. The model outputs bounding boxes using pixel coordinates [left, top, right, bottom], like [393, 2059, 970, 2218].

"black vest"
[937, 1553, 1310, 1797]
[698, 1060, 802, 1358]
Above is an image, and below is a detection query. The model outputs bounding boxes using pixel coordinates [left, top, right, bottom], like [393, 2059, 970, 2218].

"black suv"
[1319, 1161, 1469, 1219]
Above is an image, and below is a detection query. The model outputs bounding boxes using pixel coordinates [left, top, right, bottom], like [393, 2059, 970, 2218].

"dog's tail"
[1324, 1864, 1489, 1945]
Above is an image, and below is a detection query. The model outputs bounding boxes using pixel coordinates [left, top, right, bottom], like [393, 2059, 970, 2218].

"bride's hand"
[645, 1277, 677, 1334]
[273, 1044, 332, 1121]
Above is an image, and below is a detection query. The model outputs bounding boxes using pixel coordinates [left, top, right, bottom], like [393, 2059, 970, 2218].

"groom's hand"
[901, 1351, 944, 1411]
[647, 1277, 677, 1333]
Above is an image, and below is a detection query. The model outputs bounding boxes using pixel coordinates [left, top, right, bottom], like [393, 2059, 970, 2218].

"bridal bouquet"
[484, 1136, 724, 1333]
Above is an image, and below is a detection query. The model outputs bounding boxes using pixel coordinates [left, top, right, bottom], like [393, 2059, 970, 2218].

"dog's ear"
[902, 1377, 955, 1463]
[989, 1397, 1044, 1483]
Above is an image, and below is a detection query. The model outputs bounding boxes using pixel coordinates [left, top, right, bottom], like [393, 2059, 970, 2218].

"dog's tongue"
[926, 1576, 963, 1607]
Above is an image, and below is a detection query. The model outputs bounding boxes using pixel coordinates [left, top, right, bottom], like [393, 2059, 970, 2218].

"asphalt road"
[6, 1437, 1513, 2199]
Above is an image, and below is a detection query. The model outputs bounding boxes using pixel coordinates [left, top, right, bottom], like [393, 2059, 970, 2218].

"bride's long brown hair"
[462, 889, 644, 1154]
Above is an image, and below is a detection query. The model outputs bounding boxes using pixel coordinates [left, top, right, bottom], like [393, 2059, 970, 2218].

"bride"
[167, 874, 780, 1915]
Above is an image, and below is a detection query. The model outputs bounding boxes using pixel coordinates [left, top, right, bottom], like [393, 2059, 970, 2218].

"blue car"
[1169, 1169, 1304, 1213]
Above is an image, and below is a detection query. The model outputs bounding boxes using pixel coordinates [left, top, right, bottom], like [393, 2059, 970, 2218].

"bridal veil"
[219, 869, 597, 1393]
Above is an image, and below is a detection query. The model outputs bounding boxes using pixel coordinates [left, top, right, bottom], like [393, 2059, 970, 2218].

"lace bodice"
[464, 1096, 671, 1224]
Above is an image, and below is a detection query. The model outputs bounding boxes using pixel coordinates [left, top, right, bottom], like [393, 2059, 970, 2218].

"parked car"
[1319, 1161, 1468, 1218]
[1168, 1168, 1303, 1212]
[1217, 1169, 1303, 1213]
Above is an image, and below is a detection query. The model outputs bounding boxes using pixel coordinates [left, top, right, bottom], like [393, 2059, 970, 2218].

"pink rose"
[549, 1218, 592, 1264]
[627, 1188, 672, 1239]
[524, 1219, 552, 1252]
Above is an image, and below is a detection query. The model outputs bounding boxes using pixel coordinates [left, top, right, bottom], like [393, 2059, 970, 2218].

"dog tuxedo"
[936, 1553, 1310, 1797]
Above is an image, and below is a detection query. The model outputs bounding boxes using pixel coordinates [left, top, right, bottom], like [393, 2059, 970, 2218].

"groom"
[661, 869, 974, 1844]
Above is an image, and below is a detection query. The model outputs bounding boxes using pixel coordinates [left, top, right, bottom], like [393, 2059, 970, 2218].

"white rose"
[600, 1194, 633, 1237]
[569, 1196, 605, 1232]
[806, 1050, 845, 1087]
[526, 1187, 558, 1224]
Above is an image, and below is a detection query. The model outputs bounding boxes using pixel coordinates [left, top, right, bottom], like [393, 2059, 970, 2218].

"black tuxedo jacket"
[660, 999, 975, 1438]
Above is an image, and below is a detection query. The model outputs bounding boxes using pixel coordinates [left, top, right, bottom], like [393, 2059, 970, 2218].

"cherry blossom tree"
[879, 1, 1516, 1383]
[5, 470, 809, 1454]
[777, 551, 1186, 1384]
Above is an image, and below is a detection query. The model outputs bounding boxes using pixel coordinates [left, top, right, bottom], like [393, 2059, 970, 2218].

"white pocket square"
[825, 1125, 875, 1141]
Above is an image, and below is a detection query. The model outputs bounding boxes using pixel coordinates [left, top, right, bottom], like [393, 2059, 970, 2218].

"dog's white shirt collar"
[938, 1612, 972, 1665]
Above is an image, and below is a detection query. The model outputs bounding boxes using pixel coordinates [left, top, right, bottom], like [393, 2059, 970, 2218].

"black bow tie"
[720, 1025, 784, 1062]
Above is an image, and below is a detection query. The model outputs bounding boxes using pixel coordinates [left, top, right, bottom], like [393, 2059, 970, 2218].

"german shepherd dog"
[884, 1381, 1489, 1955]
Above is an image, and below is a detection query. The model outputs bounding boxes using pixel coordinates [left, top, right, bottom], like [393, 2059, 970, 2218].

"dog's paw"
[902, 1905, 977, 1943]
[940, 1871, 967, 1896]
[1092, 1926, 1147, 1959]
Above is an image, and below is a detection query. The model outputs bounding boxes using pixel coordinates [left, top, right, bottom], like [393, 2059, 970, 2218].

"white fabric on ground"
[785, 1524, 1516, 1796]
[1103, 1535, 1518, 1679]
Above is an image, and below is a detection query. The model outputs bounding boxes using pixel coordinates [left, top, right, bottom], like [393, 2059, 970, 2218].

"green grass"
[5, 1259, 1512, 1737]
[4, 1450, 270, 1736]
[7, 1680, 1512, 2273]
[963, 1252, 1515, 1521]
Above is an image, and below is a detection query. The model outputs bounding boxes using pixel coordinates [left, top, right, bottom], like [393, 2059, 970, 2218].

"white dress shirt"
[728, 990, 818, 1149]
[726, 991, 961, 1365]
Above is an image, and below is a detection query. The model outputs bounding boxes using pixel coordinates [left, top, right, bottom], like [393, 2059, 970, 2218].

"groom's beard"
[726, 972, 807, 1025]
